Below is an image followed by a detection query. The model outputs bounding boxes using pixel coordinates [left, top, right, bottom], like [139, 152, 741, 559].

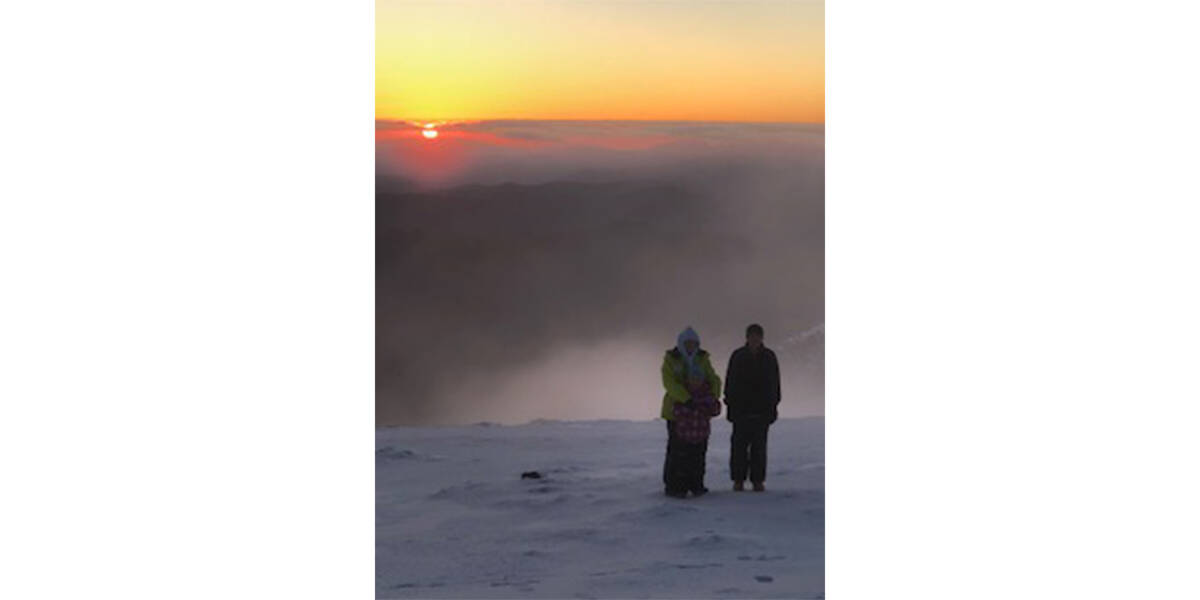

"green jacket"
[660, 348, 722, 420]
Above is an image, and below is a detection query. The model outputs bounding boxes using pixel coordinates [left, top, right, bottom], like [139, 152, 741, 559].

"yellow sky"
[377, 0, 824, 123]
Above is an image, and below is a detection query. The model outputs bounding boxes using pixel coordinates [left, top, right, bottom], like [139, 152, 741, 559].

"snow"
[377, 417, 824, 599]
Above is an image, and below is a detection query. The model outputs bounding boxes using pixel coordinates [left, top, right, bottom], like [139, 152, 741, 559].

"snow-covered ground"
[376, 417, 824, 599]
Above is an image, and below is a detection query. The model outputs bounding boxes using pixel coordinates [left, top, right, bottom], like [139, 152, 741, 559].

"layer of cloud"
[376, 121, 823, 425]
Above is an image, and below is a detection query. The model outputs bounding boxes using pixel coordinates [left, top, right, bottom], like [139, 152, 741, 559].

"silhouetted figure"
[661, 327, 722, 498]
[724, 324, 780, 492]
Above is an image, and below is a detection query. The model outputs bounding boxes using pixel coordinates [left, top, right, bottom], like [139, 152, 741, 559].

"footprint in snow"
[755, 575, 774, 583]
[490, 578, 540, 587]
[375, 447, 416, 459]
[386, 580, 444, 590]
[673, 562, 723, 569]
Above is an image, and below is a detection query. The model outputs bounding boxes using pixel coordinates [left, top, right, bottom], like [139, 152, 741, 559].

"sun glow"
[422, 128, 438, 139]
[376, 2, 824, 122]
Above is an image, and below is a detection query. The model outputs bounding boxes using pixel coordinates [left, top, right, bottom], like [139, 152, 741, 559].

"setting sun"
[422, 129, 438, 140]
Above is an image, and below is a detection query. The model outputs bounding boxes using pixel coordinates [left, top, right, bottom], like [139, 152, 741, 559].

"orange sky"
[377, 0, 824, 123]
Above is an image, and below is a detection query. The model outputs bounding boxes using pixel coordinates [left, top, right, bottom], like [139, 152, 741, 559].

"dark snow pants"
[664, 421, 708, 494]
[730, 419, 770, 483]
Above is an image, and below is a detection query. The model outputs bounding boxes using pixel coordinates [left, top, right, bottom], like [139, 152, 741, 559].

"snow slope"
[376, 417, 823, 599]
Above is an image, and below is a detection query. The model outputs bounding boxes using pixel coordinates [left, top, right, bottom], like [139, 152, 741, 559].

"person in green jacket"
[661, 326, 722, 498]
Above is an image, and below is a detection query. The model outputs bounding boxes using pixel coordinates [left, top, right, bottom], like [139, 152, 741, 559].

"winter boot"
[733, 480, 745, 492]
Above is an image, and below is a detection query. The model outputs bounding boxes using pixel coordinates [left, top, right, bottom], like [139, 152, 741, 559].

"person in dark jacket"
[723, 323, 780, 492]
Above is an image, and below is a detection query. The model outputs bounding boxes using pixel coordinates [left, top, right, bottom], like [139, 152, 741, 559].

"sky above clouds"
[376, 0, 824, 122]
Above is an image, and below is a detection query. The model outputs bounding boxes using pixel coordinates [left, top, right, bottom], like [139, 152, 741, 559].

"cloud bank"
[376, 121, 823, 425]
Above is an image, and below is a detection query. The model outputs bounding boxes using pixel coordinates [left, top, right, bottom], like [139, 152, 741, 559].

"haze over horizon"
[376, 120, 823, 425]
[376, 119, 823, 187]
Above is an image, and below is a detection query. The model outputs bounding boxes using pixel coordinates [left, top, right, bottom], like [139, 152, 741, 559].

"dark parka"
[723, 346, 781, 423]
